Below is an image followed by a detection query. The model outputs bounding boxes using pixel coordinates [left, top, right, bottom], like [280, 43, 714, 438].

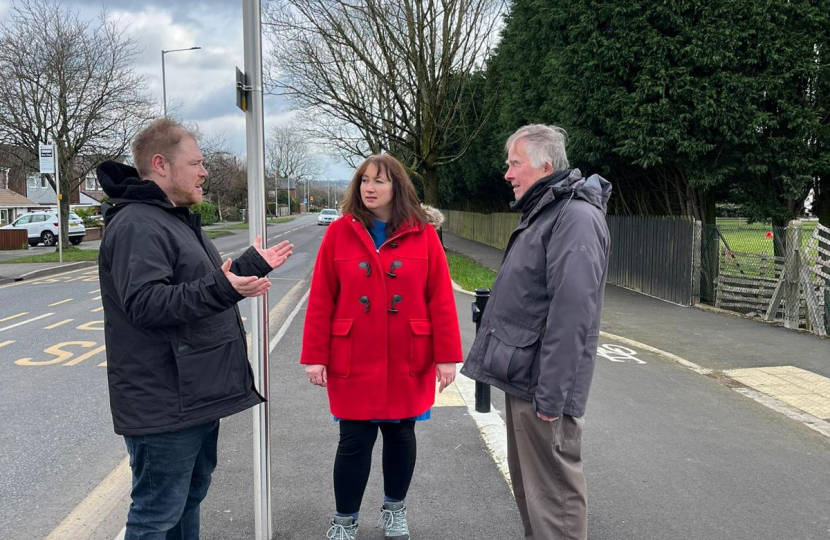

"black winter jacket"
[461, 169, 612, 418]
[97, 161, 268, 436]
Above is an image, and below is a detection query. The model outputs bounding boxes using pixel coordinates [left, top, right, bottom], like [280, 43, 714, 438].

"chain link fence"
[700, 220, 829, 336]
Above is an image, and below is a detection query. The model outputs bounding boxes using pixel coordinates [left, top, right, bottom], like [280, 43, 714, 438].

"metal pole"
[161, 47, 200, 117]
[242, 1, 272, 538]
[471, 288, 491, 413]
[54, 142, 62, 264]
[287, 176, 292, 215]
[161, 51, 167, 116]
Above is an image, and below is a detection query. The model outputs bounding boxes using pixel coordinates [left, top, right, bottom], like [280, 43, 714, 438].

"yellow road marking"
[44, 456, 131, 540]
[434, 382, 465, 407]
[64, 345, 106, 366]
[0, 340, 14, 348]
[77, 320, 104, 331]
[90, 306, 104, 313]
[0, 266, 93, 290]
[45, 319, 74, 330]
[15, 341, 97, 366]
[0, 311, 28, 322]
[725, 366, 830, 420]
[49, 298, 74, 306]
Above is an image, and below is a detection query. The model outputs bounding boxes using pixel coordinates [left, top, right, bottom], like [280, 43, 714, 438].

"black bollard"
[471, 288, 491, 413]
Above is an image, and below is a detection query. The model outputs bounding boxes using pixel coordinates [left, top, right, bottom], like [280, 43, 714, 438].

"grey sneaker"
[379, 501, 409, 539]
[327, 515, 358, 540]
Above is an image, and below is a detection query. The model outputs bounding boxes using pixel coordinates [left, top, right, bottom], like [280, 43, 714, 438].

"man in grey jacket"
[461, 124, 611, 540]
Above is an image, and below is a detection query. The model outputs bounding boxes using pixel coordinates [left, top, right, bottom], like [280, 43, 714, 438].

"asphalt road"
[0, 215, 322, 540]
[2, 214, 829, 540]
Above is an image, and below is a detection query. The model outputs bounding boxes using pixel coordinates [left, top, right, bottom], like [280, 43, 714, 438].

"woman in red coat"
[301, 154, 462, 540]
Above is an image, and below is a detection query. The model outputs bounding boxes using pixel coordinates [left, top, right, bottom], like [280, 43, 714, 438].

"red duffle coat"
[300, 213, 463, 420]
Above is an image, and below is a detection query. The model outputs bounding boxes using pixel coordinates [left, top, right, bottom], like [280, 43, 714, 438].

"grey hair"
[505, 124, 569, 172]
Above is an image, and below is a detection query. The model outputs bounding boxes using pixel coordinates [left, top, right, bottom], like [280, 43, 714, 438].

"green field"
[714, 219, 818, 256]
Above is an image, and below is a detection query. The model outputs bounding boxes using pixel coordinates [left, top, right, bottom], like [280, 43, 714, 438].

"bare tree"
[0, 0, 155, 249]
[266, 123, 322, 181]
[266, 123, 323, 213]
[263, 0, 503, 205]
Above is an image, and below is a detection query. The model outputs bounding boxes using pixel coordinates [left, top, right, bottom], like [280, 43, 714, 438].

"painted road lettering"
[15, 341, 105, 366]
[597, 343, 647, 364]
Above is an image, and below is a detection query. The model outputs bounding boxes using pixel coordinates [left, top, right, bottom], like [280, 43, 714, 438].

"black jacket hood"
[96, 161, 172, 224]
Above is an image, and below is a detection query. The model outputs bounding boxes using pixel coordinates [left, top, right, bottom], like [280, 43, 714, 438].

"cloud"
[4, 0, 353, 178]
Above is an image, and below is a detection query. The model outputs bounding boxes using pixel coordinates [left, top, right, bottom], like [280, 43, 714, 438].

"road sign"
[39, 144, 54, 174]
[236, 67, 249, 112]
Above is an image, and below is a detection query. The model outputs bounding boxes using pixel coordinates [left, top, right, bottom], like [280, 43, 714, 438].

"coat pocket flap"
[331, 319, 353, 336]
[173, 321, 239, 355]
[410, 319, 433, 336]
[490, 320, 540, 347]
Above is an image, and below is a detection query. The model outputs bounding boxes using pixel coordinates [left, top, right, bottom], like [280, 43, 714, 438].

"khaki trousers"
[505, 394, 587, 540]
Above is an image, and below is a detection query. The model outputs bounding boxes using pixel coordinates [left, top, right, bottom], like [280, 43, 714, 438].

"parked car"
[317, 208, 340, 226]
[0, 211, 86, 246]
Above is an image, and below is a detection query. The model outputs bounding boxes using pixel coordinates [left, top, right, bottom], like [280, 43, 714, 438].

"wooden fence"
[0, 229, 27, 250]
[442, 210, 699, 306]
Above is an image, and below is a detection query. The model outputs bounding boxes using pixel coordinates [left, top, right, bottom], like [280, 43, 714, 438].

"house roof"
[81, 190, 104, 204]
[0, 188, 36, 207]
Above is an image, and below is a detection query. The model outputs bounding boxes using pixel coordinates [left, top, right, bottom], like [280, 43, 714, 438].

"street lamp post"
[161, 46, 201, 116]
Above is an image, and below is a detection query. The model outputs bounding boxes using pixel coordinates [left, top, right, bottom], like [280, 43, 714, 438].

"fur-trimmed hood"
[422, 204, 444, 228]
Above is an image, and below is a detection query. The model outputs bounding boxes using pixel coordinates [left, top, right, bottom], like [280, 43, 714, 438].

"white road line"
[0, 313, 54, 332]
[91, 307, 104, 313]
[0, 311, 28, 322]
[49, 298, 74, 307]
[598, 331, 712, 375]
[91, 295, 102, 301]
[268, 288, 310, 353]
[455, 374, 511, 488]
[45, 319, 74, 330]
[88, 289, 100, 294]
[732, 387, 830, 439]
[0, 340, 14, 348]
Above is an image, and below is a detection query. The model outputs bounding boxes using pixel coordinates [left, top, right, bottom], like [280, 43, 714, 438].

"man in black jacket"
[97, 117, 293, 540]
[461, 125, 611, 540]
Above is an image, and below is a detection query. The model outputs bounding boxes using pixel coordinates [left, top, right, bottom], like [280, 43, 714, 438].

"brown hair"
[340, 154, 427, 233]
[131, 117, 198, 179]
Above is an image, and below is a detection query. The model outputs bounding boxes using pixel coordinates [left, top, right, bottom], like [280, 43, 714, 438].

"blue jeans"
[124, 421, 220, 540]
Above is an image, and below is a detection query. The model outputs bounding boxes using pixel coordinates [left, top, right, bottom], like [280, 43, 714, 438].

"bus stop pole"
[242, 1, 272, 538]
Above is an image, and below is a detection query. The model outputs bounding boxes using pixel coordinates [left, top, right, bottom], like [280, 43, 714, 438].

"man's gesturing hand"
[221, 258, 271, 297]
[254, 236, 294, 270]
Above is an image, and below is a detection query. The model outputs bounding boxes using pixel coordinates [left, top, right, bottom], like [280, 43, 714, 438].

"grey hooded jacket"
[460, 169, 612, 418]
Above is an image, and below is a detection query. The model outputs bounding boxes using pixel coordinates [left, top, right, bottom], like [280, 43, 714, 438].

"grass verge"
[446, 251, 496, 291]
[215, 222, 249, 230]
[268, 217, 297, 224]
[0, 247, 99, 264]
[205, 230, 234, 239]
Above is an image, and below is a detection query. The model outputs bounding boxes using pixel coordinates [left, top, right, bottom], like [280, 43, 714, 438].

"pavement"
[192, 231, 830, 540]
[188, 232, 830, 539]
[443, 232, 830, 426]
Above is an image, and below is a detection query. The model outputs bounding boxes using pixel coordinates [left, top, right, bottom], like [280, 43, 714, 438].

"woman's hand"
[435, 363, 456, 393]
[305, 364, 327, 387]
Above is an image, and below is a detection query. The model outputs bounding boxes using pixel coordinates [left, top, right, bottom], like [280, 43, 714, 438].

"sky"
[0, 0, 353, 181]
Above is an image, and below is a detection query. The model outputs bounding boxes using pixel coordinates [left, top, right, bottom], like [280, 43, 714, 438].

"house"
[1, 146, 115, 216]
[0, 168, 37, 225]
[26, 171, 104, 212]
